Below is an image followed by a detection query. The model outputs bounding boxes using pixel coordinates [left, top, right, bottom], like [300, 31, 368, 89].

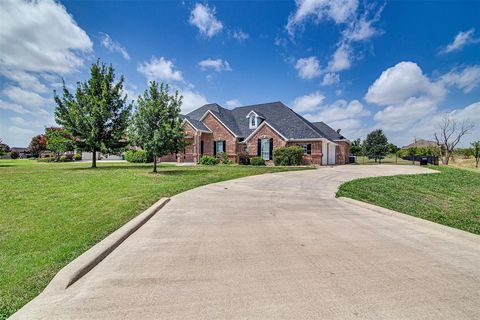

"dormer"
[246, 110, 264, 129]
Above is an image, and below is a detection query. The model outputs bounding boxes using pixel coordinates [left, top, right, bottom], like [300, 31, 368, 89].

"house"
[161, 101, 350, 165]
[401, 139, 437, 149]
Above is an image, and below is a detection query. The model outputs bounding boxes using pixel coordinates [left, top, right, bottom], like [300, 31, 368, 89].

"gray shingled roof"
[180, 115, 211, 132]
[183, 102, 347, 142]
[311, 122, 346, 141]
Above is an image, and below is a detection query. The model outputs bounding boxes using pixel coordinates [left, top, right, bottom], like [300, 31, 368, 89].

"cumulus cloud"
[321, 72, 340, 86]
[2, 86, 50, 107]
[287, 1, 384, 76]
[441, 29, 479, 54]
[226, 99, 241, 109]
[232, 29, 249, 42]
[0, 69, 47, 93]
[100, 32, 130, 60]
[295, 56, 322, 79]
[189, 3, 223, 38]
[198, 58, 232, 72]
[137, 57, 183, 82]
[440, 65, 480, 93]
[292, 91, 325, 113]
[179, 89, 208, 114]
[0, 0, 92, 74]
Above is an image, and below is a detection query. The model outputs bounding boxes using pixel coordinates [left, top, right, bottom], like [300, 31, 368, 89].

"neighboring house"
[402, 139, 437, 149]
[161, 101, 350, 165]
[10, 147, 30, 158]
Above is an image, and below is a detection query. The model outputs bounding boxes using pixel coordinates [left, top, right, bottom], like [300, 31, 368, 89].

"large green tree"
[129, 81, 186, 172]
[363, 129, 389, 163]
[349, 138, 363, 156]
[45, 127, 73, 161]
[54, 60, 132, 167]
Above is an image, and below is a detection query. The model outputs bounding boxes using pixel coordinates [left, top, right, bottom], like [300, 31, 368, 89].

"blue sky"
[1, 0, 479, 147]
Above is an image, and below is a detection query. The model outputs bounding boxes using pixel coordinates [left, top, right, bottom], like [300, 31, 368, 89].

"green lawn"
[337, 166, 480, 235]
[0, 160, 308, 319]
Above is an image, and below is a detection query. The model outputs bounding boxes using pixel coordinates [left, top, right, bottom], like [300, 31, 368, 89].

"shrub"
[37, 157, 55, 162]
[199, 155, 218, 165]
[238, 151, 250, 165]
[217, 152, 232, 165]
[273, 146, 304, 166]
[73, 153, 82, 161]
[250, 156, 265, 166]
[10, 151, 19, 159]
[124, 150, 152, 163]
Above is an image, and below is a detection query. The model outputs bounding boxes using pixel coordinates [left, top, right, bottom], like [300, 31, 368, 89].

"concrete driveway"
[13, 165, 480, 319]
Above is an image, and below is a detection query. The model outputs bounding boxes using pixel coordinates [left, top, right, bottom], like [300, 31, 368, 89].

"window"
[249, 115, 257, 129]
[261, 139, 270, 160]
[302, 144, 312, 155]
[214, 140, 225, 155]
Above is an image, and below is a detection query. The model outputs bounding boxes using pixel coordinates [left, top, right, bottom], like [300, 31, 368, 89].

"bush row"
[124, 150, 153, 163]
[36, 153, 82, 162]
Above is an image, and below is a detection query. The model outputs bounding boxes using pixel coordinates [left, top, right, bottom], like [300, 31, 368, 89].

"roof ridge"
[232, 101, 283, 110]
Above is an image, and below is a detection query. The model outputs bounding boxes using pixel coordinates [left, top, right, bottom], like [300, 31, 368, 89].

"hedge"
[124, 150, 152, 163]
[273, 146, 304, 166]
[250, 156, 265, 166]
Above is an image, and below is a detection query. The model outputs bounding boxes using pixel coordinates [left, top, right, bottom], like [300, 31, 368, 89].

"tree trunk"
[444, 150, 449, 165]
[92, 149, 97, 168]
[153, 156, 157, 173]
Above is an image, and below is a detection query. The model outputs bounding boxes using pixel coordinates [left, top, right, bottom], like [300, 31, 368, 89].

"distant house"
[10, 147, 30, 158]
[160, 101, 350, 165]
[401, 139, 437, 149]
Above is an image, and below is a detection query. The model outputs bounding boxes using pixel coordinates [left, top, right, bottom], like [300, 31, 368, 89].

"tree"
[45, 127, 73, 161]
[350, 138, 362, 155]
[363, 129, 389, 163]
[472, 141, 480, 168]
[129, 81, 186, 172]
[29, 134, 47, 158]
[387, 143, 399, 154]
[407, 146, 418, 165]
[0, 138, 9, 156]
[434, 115, 474, 165]
[54, 60, 132, 168]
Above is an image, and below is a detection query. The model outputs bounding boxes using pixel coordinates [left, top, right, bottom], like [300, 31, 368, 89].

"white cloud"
[286, 0, 359, 35]
[321, 72, 340, 86]
[440, 65, 480, 93]
[0, 68, 48, 93]
[365, 61, 445, 106]
[179, 89, 208, 114]
[442, 29, 479, 53]
[226, 99, 241, 109]
[189, 3, 223, 38]
[327, 43, 352, 72]
[232, 29, 249, 42]
[0, 99, 30, 114]
[0, 0, 92, 74]
[292, 91, 325, 113]
[198, 59, 232, 72]
[295, 56, 322, 79]
[100, 32, 130, 60]
[137, 57, 183, 82]
[2, 86, 50, 107]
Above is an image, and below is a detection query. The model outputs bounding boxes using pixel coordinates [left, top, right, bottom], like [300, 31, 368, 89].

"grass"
[352, 154, 419, 165]
[337, 166, 480, 235]
[0, 159, 309, 319]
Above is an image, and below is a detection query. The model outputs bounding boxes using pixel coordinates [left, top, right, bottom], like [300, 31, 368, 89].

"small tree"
[350, 138, 362, 155]
[434, 115, 474, 165]
[0, 138, 10, 156]
[29, 134, 47, 158]
[363, 129, 389, 163]
[54, 60, 132, 168]
[45, 128, 73, 161]
[129, 81, 186, 173]
[472, 141, 480, 168]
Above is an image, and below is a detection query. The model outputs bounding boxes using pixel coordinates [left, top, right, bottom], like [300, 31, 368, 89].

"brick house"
[161, 102, 350, 165]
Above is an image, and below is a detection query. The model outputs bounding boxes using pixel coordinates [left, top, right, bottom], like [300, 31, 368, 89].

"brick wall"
[202, 113, 238, 160]
[287, 141, 323, 165]
[335, 140, 350, 165]
[245, 124, 287, 157]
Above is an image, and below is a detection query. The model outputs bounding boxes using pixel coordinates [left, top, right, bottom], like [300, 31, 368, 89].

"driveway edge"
[44, 197, 170, 293]
[339, 197, 479, 242]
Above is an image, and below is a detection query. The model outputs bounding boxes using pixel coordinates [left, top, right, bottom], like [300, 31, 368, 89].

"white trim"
[199, 110, 238, 137]
[243, 121, 288, 142]
[181, 119, 212, 133]
[290, 138, 337, 145]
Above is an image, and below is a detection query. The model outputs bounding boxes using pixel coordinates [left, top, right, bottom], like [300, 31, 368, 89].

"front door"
[261, 139, 270, 160]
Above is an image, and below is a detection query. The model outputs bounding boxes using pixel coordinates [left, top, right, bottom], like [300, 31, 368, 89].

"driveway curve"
[13, 165, 480, 319]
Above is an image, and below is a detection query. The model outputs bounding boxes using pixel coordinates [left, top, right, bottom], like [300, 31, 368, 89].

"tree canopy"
[54, 60, 132, 167]
[129, 81, 186, 172]
[363, 129, 389, 162]
[45, 128, 73, 161]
